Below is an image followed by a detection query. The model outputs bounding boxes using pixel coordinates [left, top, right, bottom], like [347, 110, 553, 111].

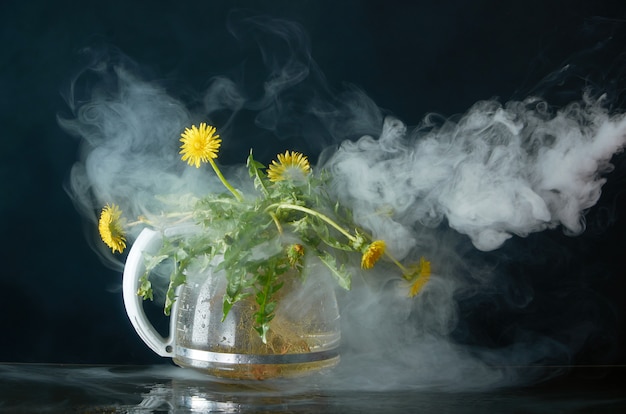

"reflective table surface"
[1, 363, 625, 413]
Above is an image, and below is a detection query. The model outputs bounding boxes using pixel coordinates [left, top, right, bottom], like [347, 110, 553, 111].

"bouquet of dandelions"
[98, 123, 431, 343]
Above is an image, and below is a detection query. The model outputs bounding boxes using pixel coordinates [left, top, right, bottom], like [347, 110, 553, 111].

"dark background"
[1, 0, 626, 377]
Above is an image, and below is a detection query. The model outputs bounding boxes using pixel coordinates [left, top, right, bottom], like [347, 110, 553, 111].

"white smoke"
[322, 96, 626, 254]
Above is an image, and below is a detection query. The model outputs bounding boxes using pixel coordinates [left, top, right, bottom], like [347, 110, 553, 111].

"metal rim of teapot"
[176, 346, 339, 365]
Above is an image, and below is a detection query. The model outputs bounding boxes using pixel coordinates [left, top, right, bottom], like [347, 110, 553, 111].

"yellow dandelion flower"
[408, 257, 431, 297]
[98, 203, 127, 254]
[179, 123, 221, 168]
[361, 240, 386, 269]
[266, 150, 311, 182]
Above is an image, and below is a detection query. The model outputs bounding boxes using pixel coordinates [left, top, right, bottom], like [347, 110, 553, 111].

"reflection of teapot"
[123, 228, 341, 380]
[129, 379, 331, 413]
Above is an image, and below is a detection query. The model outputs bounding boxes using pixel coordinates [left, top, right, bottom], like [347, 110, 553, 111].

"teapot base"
[172, 347, 340, 380]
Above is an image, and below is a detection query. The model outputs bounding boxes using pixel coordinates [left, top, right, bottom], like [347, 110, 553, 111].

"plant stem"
[208, 158, 243, 202]
[384, 251, 410, 274]
[268, 202, 356, 242]
[126, 212, 194, 227]
[269, 211, 283, 234]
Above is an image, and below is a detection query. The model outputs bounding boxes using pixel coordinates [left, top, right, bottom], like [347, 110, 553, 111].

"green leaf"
[225, 266, 246, 298]
[137, 273, 153, 301]
[265, 301, 276, 315]
[164, 264, 187, 315]
[270, 281, 284, 295]
[255, 290, 265, 305]
[317, 251, 352, 290]
[175, 248, 189, 262]
[222, 291, 251, 322]
[247, 149, 270, 197]
[222, 299, 234, 321]
[143, 254, 169, 273]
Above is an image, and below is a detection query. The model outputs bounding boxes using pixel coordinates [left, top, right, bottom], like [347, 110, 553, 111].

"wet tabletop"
[1, 364, 625, 413]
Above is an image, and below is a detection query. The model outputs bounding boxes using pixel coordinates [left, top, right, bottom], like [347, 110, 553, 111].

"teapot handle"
[122, 228, 175, 357]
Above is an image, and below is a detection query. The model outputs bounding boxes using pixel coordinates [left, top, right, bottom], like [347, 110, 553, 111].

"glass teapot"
[123, 228, 341, 380]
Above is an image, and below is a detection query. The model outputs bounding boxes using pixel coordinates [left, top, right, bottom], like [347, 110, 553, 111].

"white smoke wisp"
[321, 97, 626, 254]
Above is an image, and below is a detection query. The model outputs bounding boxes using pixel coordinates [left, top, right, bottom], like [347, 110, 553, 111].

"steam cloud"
[322, 97, 626, 254]
[61, 16, 626, 391]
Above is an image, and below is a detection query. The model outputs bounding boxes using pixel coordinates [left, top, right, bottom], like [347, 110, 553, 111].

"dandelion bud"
[287, 243, 305, 268]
